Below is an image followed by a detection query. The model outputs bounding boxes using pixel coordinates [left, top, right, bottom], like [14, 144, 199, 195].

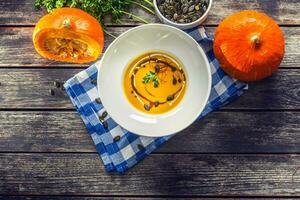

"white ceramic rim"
[97, 23, 211, 137]
[153, 0, 213, 28]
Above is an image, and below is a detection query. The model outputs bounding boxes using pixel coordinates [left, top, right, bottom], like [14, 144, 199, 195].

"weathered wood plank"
[0, 154, 299, 196]
[0, 27, 298, 67]
[230, 69, 300, 110]
[0, 197, 295, 200]
[2, 197, 128, 200]
[0, 111, 299, 153]
[2, 198, 197, 200]
[0, 27, 116, 67]
[0, 0, 299, 26]
[0, 68, 298, 110]
[0, 198, 203, 200]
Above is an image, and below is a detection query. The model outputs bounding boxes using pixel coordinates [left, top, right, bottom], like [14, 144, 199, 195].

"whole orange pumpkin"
[33, 8, 104, 64]
[213, 10, 285, 81]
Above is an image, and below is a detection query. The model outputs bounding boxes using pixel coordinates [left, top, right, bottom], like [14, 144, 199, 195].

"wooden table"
[0, 0, 299, 199]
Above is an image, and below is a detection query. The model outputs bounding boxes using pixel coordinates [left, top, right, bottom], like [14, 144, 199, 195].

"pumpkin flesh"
[33, 8, 104, 64]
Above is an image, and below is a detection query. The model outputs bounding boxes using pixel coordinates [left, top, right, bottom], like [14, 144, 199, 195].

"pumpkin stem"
[63, 19, 71, 29]
[251, 35, 261, 48]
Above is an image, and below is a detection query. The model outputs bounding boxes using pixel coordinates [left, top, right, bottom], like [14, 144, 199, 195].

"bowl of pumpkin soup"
[98, 24, 211, 137]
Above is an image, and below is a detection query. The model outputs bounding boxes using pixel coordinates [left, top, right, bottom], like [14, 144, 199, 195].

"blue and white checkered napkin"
[64, 27, 246, 173]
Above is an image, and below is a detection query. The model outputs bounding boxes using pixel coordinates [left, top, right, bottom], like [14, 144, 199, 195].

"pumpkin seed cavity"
[44, 38, 91, 59]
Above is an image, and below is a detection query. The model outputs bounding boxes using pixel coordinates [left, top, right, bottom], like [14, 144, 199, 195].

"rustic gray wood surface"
[0, 111, 299, 153]
[0, 0, 299, 199]
[0, 69, 299, 109]
[1, 154, 300, 196]
[0, 27, 299, 67]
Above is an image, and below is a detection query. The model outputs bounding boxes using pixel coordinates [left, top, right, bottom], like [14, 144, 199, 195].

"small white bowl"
[98, 24, 211, 137]
[154, 0, 213, 30]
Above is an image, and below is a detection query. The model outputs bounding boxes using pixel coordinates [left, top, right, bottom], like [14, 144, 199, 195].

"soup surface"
[124, 51, 187, 114]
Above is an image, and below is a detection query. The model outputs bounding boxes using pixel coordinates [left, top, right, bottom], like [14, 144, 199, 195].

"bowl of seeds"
[154, 0, 212, 29]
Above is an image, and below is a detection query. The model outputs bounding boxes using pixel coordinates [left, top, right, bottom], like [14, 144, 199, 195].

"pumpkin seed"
[155, 64, 160, 73]
[95, 98, 102, 104]
[144, 104, 151, 111]
[91, 79, 97, 85]
[173, 13, 178, 20]
[54, 81, 61, 88]
[178, 19, 185, 23]
[172, 76, 177, 85]
[192, 16, 198, 21]
[137, 144, 145, 151]
[167, 95, 175, 101]
[189, 5, 195, 12]
[157, 0, 209, 23]
[49, 89, 55, 96]
[113, 135, 121, 142]
[102, 121, 108, 129]
[102, 111, 108, 119]
[99, 111, 108, 121]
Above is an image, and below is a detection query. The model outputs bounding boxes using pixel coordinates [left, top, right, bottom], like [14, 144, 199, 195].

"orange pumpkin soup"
[124, 51, 187, 114]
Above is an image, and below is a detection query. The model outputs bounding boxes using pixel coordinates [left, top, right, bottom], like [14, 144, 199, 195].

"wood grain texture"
[0, 154, 299, 196]
[1, 198, 175, 200]
[1, 198, 193, 200]
[0, 111, 299, 153]
[0, 198, 205, 200]
[0, 27, 299, 67]
[0, 27, 116, 67]
[0, 0, 299, 198]
[0, 68, 299, 110]
[0, 198, 295, 200]
[0, 0, 300, 26]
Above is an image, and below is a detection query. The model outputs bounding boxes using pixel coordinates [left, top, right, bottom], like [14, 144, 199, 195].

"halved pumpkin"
[33, 8, 104, 64]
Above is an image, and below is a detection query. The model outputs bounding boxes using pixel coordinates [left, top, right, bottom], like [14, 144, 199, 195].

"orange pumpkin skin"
[33, 8, 104, 64]
[213, 10, 285, 81]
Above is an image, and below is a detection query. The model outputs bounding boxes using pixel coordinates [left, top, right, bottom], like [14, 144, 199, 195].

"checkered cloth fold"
[64, 27, 246, 173]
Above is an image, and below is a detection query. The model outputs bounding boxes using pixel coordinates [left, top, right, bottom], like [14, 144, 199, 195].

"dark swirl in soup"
[124, 51, 187, 114]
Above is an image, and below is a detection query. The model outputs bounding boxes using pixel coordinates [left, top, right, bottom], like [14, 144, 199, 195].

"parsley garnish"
[34, 0, 154, 26]
[143, 71, 160, 88]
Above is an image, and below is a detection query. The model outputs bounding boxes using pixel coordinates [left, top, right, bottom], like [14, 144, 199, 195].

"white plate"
[98, 24, 211, 137]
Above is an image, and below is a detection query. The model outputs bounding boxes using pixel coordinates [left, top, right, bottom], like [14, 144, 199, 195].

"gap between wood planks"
[1, 152, 300, 155]
[1, 153, 300, 196]
[1, 194, 300, 198]
[0, 108, 299, 112]
[0, 26, 298, 68]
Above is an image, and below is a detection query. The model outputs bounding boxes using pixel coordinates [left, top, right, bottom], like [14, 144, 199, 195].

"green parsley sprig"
[34, 0, 154, 26]
[143, 71, 160, 88]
